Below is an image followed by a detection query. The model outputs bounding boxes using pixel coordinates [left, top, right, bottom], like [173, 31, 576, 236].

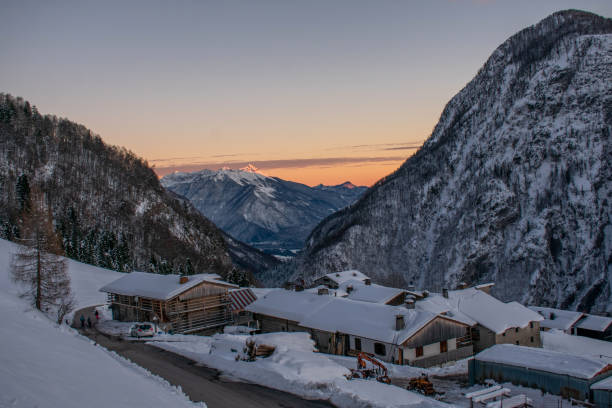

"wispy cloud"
[383, 145, 421, 151]
[153, 155, 407, 177]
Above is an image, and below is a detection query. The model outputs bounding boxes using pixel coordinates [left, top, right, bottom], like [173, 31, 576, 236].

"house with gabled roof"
[416, 287, 543, 352]
[529, 305, 612, 341]
[528, 306, 584, 334]
[246, 289, 473, 367]
[312, 269, 371, 289]
[339, 279, 407, 306]
[100, 271, 237, 334]
[575, 314, 612, 341]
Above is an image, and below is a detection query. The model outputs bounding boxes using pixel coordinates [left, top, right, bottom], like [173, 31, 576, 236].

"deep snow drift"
[151, 332, 450, 408]
[0, 238, 204, 408]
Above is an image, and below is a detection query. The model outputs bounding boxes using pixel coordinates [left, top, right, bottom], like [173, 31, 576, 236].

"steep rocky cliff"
[296, 10, 612, 312]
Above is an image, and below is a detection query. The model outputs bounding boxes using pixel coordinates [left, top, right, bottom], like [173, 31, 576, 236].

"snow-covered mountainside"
[296, 10, 612, 312]
[0, 238, 203, 408]
[0, 94, 275, 281]
[161, 166, 367, 255]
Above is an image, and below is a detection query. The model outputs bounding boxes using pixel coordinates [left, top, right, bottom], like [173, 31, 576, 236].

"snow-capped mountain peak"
[161, 170, 367, 255]
[239, 163, 265, 175]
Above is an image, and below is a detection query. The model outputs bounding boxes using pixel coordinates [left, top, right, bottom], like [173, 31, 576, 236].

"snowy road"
[79, 326, 334, 408]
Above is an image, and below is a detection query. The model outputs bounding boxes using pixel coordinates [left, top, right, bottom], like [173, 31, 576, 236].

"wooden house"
[416, 287, 543, 352]
[100, 271, 237, 334]
[246, 290, 474, 367]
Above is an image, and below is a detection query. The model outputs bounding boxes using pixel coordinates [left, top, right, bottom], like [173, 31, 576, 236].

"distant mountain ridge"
[161, 166, 367, 255]
[293, 10, 612, 312]
[0, 93, 277, 282]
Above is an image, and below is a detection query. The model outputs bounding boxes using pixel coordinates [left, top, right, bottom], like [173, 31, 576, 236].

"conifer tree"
[16, 174, 31, 213]
[11, 191, 75, 323]
[185, 258, 194, 275]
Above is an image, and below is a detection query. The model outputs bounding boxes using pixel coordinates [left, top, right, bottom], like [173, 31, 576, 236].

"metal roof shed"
[469, 344, 612, 402]
[592, 376, 612, 407]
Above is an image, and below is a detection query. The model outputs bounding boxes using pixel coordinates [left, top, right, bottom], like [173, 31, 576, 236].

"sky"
[2, 1, 611, 186]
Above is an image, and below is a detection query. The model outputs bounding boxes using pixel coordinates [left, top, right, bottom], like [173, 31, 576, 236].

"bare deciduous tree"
[11, 191, 75, 323]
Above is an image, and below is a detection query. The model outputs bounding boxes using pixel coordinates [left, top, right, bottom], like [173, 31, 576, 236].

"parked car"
[130, 323, 155, 338]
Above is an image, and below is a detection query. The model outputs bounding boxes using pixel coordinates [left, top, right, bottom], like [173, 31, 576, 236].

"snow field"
[0, 238, 205, 408]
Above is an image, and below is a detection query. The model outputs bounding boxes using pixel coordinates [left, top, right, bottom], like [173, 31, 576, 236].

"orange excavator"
[346, 352, 391, 384]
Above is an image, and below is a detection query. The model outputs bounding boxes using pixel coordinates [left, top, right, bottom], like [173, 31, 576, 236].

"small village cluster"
[99, 270, 612, 406]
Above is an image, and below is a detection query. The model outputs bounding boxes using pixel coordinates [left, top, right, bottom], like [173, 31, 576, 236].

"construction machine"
[407, 374, 435, 396]
[345, 352, 391, 384]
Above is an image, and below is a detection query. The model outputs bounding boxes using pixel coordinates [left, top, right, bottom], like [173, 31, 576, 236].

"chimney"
[405, 299, 415, 309]
[396, 315, 405, 331]
[317, 287, 329, 296]
[179, 276, 189, 284]
[364, 278, 372, 286]
[442, 288, 449, 298]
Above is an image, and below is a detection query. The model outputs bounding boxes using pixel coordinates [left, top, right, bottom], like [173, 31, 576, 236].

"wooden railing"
[456, 334, 473, 348]
[106, 292, 233, 333]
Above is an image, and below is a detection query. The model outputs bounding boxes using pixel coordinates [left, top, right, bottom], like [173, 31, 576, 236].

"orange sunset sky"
[2, 1, 611, 186]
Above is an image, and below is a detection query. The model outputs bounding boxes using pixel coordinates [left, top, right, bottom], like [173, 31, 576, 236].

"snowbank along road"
[76, 315, 334, 408]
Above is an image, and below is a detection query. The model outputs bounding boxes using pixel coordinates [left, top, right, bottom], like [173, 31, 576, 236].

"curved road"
[75, 307, 333, 408]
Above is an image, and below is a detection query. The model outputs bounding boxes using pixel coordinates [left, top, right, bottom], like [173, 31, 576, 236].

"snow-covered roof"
[528, 306, 584, 331]
[250, 287, 276, 299]
[475, 344, 612, 379]
[576, 314, 612, 332]
[592, 375, 612, 391]
[299, 297, 438, 344]
[228, 288, 257, 311]
[304, 285, 349, 298]
[246, 289, 468, 345]
[416, 288, 542, 333]
[414, 293, 477, 327]
[246, 290, 334, 322]
[541, 330, 612, 362]
[99, 271, 236, 301]
[316, 270, 370, 286]
[339, 279, 405, 304]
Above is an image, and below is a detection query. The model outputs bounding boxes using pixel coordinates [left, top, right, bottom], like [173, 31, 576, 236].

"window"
[416, 346, 423, 357]
[355, 338, 362, 351]
[530, 336, 534, 343]
[530, 322, 534, 329]
[515, 328, 519, 333]
[515, 340, 519, 345]
[440, 340, 448, 353]
[374, 343, 386, 356]
[502, 332, 506, 337]
[471, 328, 480, 341]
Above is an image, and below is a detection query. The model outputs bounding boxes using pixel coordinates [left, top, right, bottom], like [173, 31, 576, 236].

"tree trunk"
[36, 248, 41, 310]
